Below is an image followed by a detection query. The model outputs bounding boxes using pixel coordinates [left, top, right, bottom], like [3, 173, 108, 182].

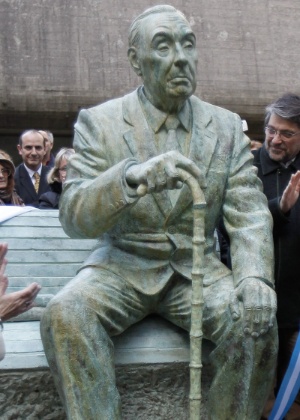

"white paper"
[0, 206, 37, 223]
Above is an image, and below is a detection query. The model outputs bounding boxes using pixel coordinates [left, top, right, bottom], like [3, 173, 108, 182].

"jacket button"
[168, 225, 176, 234]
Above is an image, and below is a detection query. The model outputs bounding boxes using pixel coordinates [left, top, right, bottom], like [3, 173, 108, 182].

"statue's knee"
[41, 295, 75, 332]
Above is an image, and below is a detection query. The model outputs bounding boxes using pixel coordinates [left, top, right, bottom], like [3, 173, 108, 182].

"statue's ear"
[128, 47, 142, 77]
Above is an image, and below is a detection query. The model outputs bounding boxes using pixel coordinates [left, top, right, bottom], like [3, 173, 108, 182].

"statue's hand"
[126, 151, 204, 195]
[229, 278, 277, 338]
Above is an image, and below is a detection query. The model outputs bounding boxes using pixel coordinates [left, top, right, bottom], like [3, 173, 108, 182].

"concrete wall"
[1, 0, 300, 155]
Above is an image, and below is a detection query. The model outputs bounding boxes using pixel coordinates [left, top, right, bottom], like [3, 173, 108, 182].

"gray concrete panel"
[1, 0, 300, 139]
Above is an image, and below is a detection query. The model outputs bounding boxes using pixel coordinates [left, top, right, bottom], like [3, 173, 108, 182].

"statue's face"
[138, 11, 197, 110]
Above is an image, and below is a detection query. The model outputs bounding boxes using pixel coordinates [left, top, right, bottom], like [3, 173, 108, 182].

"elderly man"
[41, 5, 278, 419]
[14, 129, 51, 207]
[253, 93, 300, 419]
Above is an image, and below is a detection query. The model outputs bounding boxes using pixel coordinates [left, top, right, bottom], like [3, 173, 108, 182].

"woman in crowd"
[39, 147, 75, 209]
[0, 150, 24, 206]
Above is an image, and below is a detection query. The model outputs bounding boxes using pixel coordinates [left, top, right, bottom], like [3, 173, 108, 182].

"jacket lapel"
[39, 167, 50, 194]
[20, 165, 37, 200]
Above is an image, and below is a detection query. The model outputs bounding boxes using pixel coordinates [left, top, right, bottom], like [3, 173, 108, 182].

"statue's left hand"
[229, 278, 277, 338]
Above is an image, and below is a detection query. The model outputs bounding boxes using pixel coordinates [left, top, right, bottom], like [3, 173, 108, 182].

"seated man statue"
[41, 5, 278, 419]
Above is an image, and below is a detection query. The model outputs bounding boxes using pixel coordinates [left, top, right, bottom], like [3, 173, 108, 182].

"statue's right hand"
[126, 151, 204, 195]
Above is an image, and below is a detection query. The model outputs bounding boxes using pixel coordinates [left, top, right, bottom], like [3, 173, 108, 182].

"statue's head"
[128, 5, 198, 112]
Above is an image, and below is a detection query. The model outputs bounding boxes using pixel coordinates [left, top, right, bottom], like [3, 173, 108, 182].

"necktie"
[33, 172, 40, 193]
[164, 115, 181, 153]
[164, 115, 181, 206]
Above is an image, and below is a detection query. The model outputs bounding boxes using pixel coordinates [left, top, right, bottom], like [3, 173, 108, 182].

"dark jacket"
[14, 163, 51, 208]
[253, 145, 300, 327]
[39, 181, 62, 209]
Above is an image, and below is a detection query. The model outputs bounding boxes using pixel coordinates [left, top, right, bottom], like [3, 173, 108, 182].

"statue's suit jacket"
[14, 163, 51, 208]
[60, 88, 274, 294]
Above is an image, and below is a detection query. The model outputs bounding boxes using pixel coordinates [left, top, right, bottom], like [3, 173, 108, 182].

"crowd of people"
[0, 126, 264, 212]
[0, 7, 299, 415]
[0, 129, 74, 210]
[0, 104, 299, 418]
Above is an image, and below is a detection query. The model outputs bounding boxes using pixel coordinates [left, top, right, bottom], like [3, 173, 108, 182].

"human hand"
[0, 283, 41, 321]
[229, 278, 277, 338]
[126, 151, 205, 196]
[280, 170, 300, 214]
[0, 243, 41, 321]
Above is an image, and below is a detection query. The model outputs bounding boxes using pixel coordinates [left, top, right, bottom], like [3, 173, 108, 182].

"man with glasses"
[253, 93, 300, 419]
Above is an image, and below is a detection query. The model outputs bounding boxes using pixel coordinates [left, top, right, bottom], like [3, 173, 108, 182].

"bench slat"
[7, 277, 74, 286]
[1, 353, 48, 370]
[5, 238, 98, 250]
[2, 209, 60, 226]
[1, 317, 193, 370]
[7, 286, 67, 294]
[7, 284, 69, 296]
[7, 250, 92, 263]
[6, 264, 82, 277]
[3, 216, 62, 227]
[1, 226, 71, 238]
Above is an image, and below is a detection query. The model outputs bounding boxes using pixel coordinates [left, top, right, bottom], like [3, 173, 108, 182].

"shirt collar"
[138, 86, 191, 133]
[24, 163, 42, 178]
[280, 157, 296, 168]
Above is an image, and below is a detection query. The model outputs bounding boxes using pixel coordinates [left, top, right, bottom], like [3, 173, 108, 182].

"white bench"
[0, 209, 213, 419]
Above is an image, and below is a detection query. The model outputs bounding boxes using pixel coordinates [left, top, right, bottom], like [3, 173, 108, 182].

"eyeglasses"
[265, 125, 300, 140]
[0, 168, 11, 177]
[59, 167, 67, 172]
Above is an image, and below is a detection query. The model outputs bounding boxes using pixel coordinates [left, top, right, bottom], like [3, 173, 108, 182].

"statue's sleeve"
[59, 108, 139, 239]
[221, 114, 275, 288]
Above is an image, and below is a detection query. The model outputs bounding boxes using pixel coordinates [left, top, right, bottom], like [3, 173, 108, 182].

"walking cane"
[137, 168, 206, 419]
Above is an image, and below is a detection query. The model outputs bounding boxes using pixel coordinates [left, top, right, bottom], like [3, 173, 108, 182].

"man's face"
[136, 12, 197, 110]
[17, 132, 46, 171]
[265, 114, 300, 162]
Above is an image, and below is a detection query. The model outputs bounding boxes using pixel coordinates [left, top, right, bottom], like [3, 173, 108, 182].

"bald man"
[14, 129, 51, 207]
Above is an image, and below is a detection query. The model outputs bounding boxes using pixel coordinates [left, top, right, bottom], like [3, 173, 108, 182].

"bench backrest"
[0, 209, 98, 320]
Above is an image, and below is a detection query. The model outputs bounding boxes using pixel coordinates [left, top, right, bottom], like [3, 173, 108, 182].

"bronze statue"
[41, 5, 278, 419]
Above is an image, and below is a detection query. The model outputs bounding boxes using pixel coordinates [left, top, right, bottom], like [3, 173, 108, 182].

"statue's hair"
[128, 5, 187, 49]
[265, 93, 300, 128]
